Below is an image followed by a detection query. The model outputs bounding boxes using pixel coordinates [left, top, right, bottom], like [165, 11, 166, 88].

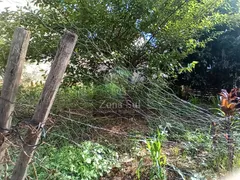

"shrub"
[31, 141, 119, 180]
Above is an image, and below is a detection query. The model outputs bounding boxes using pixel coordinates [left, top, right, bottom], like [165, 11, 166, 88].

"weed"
[171, 147, 180, 156]
[182, 130, 212, 157]
[189, 96, 201, 105]
[29, 141, 119, 180]
[137, 129, 167, 180]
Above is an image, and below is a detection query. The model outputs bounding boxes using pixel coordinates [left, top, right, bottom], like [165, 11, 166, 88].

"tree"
[175, 0, 240, 93]
[0, 0, 237, 85]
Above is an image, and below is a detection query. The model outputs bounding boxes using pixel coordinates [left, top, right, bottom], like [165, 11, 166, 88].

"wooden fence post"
[10, 31, 78, 180]
[0, 28, 30, 162]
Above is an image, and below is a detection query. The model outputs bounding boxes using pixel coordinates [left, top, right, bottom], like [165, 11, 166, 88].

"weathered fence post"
[10, 31, 78, 180]
[0, 28, 30, 162]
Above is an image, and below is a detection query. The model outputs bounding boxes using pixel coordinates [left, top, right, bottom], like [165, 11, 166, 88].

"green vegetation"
[30, 141, 119, 180]
[0, 80, 237, 179]
[145, 130, 167, 180]
[1, 0, 239, 84]
[1, 0, 240, 179]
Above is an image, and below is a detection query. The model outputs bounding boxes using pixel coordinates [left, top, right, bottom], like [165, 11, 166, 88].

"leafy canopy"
[175, 0, 240, 91]
[0, 0, 238, 84]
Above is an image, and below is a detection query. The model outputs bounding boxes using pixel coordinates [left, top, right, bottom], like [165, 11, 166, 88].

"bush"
[31, 141, 119, 180]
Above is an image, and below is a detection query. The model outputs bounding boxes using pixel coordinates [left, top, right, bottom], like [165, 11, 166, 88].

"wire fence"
[0, 0, 238, 178]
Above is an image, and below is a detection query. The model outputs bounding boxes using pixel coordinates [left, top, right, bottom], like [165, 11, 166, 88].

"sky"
[0, 0, 32, 12]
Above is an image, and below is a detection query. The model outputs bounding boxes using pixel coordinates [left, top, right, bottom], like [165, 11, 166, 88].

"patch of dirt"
[89, 116, 150, 152]
[57, 109, 150, 151]
[100, 155, 152, 180]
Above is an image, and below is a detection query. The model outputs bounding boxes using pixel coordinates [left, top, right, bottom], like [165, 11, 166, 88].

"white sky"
[0, 0, 33, 12]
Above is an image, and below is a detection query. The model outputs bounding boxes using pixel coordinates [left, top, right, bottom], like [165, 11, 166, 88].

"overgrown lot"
[1, 75, 238, 180]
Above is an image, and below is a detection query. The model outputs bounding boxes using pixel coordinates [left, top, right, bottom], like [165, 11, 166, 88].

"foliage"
[16, 80, 126, 113]
[188, 96, 202, 105]
[176, 1, 240, 91]
[182, 130, 212, 157]
[4, 69, 237, 179]
[178, 61, 198, 74]
[207, 144, 229, 171]
[54, 85, 94, 111]
[30, 141, 119, 180]
[233, 150, 240, 168]
[137, 129, 167, 180]
[177, 28, 240, 91]
[0, 8, 23, 74]
[92, 82, 123, 104]
[0, 0, 236, 84]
